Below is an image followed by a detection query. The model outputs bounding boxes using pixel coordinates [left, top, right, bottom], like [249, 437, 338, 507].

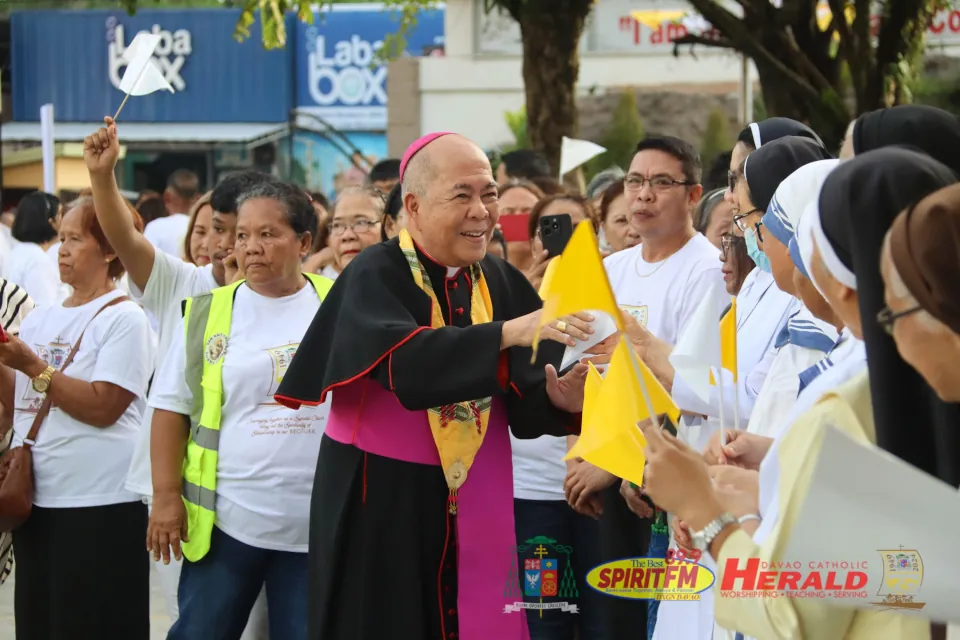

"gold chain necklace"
[634, 253, 671, 278]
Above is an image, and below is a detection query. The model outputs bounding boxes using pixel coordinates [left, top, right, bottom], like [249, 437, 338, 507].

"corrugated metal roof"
[1, 122, 287, 143]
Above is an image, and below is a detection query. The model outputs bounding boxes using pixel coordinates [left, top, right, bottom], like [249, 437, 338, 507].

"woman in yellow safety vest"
[147, 181, 333, 640]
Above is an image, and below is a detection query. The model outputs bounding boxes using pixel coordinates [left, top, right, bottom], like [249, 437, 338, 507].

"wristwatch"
[690, 512, 737, 551]
[31, 365, 56, 394]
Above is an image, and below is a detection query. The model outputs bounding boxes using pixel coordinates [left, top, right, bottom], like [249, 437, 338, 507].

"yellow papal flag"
[566, 338, 680, 487]
[719, 297, 738, 382]
[534, 221, 623, 360]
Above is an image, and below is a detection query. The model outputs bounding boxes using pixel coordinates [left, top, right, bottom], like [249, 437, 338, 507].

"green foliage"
[37, 0, 423, 53]
[584, 91, 644, 180]
[502, 105, 529, 151]
[752, 93, 767, 123]
[912, 74, 960, 115]
[233, 0, 435, 54]
[700, 109, 733, 170]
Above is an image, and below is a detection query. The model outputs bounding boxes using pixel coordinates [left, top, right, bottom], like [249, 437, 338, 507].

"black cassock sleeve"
[370, 250, 579, 438]
[275, 239, 579, 439]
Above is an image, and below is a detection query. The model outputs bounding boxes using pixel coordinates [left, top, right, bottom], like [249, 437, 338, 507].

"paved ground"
[0, 560, 174, 639]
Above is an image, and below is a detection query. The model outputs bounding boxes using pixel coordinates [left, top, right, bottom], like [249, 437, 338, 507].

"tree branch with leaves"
[674, 0, 945, 148]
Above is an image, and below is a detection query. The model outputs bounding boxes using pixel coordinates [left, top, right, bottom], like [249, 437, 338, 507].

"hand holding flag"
[113, 32, 176, 120]
[535, 221, 622, 362]
[83, 117, 121, 176]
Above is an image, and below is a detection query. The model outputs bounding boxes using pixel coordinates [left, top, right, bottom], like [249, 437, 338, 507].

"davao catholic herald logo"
[106, 18, 192, 92]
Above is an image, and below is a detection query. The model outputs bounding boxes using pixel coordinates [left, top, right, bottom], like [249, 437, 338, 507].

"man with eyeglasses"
[563, 135, 727, 640]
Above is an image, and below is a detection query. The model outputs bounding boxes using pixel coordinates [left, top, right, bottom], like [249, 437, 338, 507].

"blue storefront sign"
[294, 6, 445, 131]
[11, 9, 293, 123]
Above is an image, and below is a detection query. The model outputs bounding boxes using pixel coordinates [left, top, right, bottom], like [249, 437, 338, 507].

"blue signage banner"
[11, 9, 293, 123]
[294, 7, 445, 131]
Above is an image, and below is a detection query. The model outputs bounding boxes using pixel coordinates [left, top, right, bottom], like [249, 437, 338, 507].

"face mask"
[745, 227, 772, 273]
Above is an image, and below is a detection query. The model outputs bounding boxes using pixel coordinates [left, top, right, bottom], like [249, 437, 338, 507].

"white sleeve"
[135, 250, 201, 316]
[148, 315, 193, 416]
[672, 343, 778, 422]
[90, 305, 154, 399]
[677, 267, 728, 340]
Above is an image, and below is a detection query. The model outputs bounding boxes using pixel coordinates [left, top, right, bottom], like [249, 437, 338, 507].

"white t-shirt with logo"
[124, 250, 218, 496]
[149, 283, 329, 552]
[606, 234, 727, 344]
[11, 289, 155, 508]
[144, 213, 191, 260]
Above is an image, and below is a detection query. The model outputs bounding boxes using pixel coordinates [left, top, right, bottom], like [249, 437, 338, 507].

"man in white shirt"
[564, 135, 727, 638]
[143, 169, 200, 259]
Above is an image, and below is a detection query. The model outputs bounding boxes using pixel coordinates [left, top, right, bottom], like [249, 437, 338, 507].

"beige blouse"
[712, 371, 930, 640]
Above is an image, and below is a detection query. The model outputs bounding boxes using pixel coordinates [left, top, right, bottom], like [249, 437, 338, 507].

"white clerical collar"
[446, 266, 460, 278]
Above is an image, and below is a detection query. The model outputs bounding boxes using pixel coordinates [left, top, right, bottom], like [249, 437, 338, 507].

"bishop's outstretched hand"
[545, 362, 588, 413]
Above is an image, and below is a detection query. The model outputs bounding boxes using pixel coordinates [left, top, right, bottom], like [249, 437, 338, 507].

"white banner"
[503, 601, 580, 613]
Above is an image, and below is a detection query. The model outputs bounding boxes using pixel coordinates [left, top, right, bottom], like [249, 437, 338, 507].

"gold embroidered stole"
[399, 229, 493, 514]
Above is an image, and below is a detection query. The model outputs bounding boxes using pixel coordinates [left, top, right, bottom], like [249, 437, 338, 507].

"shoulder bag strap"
[22, 294, 131, 448]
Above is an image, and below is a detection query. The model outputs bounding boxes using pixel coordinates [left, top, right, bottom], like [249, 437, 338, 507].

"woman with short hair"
[0, 196, 155, 640]
[148, 182, 334, 639]
[8, 192, 63, 307]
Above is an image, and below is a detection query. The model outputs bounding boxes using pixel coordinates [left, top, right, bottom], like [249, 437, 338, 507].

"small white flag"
[668, 288, 728, 402]
[559, 137, 606, 179]
[118, 33, 174, 96]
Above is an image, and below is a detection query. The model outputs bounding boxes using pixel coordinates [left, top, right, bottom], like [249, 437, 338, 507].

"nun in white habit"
[737, 146, 839, 445]
[652, 144, 833, 640]
[731, 163, 868, 640]
[707, 148, 952, 640]
[711, 157, 843, 640]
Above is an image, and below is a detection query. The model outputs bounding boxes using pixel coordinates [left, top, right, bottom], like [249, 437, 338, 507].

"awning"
[0, 122, 288, 146]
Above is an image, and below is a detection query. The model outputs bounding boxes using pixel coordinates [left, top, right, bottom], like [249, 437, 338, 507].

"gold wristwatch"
[31, 365, 56, 394]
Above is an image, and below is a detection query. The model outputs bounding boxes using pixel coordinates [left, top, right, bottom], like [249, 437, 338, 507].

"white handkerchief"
[559, 310, 618, 370]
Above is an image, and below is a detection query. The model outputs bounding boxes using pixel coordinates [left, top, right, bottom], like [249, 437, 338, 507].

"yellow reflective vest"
[179, 273, 333, 561]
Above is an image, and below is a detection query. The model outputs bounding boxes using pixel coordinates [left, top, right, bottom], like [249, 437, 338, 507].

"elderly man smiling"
[275, 132, 592, 640]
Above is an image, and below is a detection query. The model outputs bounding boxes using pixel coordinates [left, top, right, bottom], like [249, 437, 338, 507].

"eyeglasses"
[329, 219, 380, 236]
[719, 234, 744, 260]
[733, 209, 761, 232]
[624, 175, 693, 192]
[876, 305, 923, 335]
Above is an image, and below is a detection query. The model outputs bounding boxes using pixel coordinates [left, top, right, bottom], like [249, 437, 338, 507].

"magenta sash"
[326, 379, 530, 640]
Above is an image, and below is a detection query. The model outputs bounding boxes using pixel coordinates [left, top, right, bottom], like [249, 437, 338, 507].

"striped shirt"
[0, 278, 35, 336]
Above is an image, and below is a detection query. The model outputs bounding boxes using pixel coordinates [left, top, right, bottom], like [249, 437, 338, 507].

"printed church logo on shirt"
[24, 336, 71, 410]
[36, 336, 70, 371]
[619, 304, 648, 327]
[263, 342, 302, 402]
[503, 536, 579, 615]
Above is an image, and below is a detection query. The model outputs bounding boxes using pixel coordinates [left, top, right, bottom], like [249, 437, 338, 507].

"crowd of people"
[0, 104, 955, 640]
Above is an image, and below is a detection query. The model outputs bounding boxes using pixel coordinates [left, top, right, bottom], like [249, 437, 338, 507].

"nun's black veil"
[852, 105, 960, 175]
[743, 136, 832, 212]
[736, 117, 825, 149]
[818, 147, 960, 485]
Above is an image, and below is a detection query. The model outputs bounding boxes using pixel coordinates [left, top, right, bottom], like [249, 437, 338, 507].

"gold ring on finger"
[556, 320, 567, 333]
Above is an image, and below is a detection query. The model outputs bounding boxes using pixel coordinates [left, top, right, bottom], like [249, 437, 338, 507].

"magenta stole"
[325, 378, 530, 640]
